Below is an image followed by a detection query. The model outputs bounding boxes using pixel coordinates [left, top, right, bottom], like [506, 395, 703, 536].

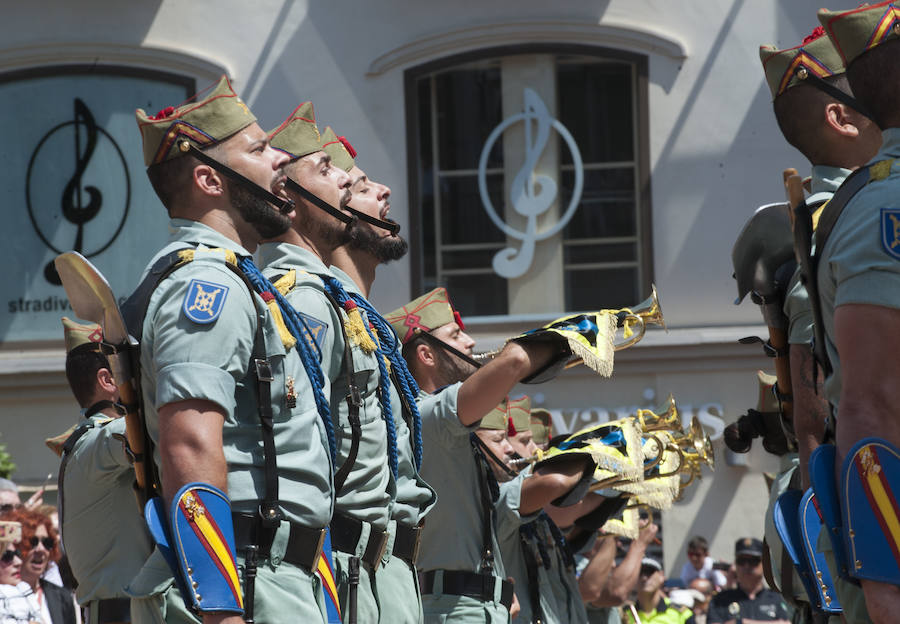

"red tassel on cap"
[802, 26, 825, 45]
[150, 106, 176, 120]
[453, 310, 466, 331]
[338, 136, 357, 158]
[508, 418, 517, 436]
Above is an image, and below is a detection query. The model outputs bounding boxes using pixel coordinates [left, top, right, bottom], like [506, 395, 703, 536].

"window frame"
[403, 42, 654, 318]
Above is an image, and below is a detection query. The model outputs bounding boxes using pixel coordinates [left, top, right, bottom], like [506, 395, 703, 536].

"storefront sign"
[1, 68, 192, 342]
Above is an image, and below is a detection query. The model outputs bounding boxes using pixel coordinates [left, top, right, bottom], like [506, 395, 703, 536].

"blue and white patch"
[182, 279, 229, 324]
[297, 312, 328, 353]
[881, 209, 900, 260]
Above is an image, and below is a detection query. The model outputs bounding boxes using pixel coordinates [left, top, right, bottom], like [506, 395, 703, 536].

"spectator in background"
[680, 536, 727, 589]
[707, 538, 789, 624]
[579, 520, 660, 623]
[0, 509, 73, 624]
[0, 481, 18, 511]
[0, 519, 44, 624]
[624, 557, 694, 624]
[688, 578, 714, 624]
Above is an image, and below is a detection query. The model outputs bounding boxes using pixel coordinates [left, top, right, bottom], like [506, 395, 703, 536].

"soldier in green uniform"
[259, 108, 421, 623]
[49, 318, 157, 624]
[750, 27, 883, 622]
[387, 291, 594, 623]
[811, 4, 900, 620]
[322, 127, 437, 624]
[129, 76, 334, 624]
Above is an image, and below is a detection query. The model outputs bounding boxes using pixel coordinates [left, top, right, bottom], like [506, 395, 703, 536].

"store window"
[405, 46, 652, 318]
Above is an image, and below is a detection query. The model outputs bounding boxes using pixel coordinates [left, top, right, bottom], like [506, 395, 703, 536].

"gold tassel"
[344, 304, 377, 354]
[261, 294, 296, 349]
[272, 270, 296, 296]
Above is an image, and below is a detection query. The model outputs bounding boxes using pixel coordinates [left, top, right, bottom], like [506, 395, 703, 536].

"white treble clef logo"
[477, 88, 583, 279]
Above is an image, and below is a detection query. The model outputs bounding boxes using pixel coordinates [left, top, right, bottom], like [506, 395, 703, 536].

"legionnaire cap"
[321, 127, 356, 173]
[480, 398, 509, 431]
[62, 316, 104, 353]
[269, 102, 323, 160]
[735, 537, 764, 558]
[0, 521, 21, 546]
[819, 2, 900, 67]
[386, 288, 466, 345]
[507, 396, 531, 435]
[135, 75, 256, 167]
[760, 26, 846, 99]
[529, 408, 553, 445]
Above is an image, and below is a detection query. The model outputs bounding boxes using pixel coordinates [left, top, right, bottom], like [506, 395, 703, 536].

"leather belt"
[84, 597, 131, 624]
[393, 522, 423, 565]
[330, 513, 389, 569]
[232, 513, 326, 571]
[421, 570, 514, 611]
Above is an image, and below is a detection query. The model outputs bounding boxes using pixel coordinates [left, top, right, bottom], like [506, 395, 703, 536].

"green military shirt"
[258, 245, 395, 529]
[61, 415, 152, 604]
[140, 221, 334, 526]
[783, 166, 849, 346]
[818, 129, 900, 408]
[330, 267, 437, 531]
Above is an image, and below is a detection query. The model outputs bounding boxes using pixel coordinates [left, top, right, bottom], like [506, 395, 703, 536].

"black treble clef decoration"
[43, 98, 104, 285]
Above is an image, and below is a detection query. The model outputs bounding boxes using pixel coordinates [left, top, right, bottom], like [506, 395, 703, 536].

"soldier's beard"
[229, 180, 291, 239]
[348, 221, 408, 262]
[433, 345, 478, 386]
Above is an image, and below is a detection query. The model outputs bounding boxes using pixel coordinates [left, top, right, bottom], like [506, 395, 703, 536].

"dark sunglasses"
[0, 549, 21, 564]
[27, 536, 55, 551]
[736, 556, 761, 567]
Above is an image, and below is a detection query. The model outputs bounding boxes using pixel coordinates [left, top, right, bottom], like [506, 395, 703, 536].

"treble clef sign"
[43, 98, 104, 284]
[478, 88, 584, 279]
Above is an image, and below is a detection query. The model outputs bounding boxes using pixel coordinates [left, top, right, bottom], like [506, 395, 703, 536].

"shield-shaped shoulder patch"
[880, 209, 900, 259]
[182, 279, 229, 324]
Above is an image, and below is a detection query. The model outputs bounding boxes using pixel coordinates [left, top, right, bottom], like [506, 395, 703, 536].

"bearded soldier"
[322, 128, 437, 623]
[127, 76, 336, 624]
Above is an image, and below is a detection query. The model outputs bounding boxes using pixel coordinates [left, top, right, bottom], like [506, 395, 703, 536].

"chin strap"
[180, 141, 295, 215]
[285, 178, 354, 226]
[344, 204, 401, 235]
[418, 331, 483, 370]
[83, 400, 126, 419]
[799, 72, 875, 122]
[471, 433, 519, 479]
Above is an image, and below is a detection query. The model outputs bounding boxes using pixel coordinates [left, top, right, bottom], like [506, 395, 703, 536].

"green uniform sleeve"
[784, 267, 814, 345]
[147, 257, 257, 418]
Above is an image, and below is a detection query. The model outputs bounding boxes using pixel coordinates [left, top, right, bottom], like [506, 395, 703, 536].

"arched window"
[404, 45, 652, 319]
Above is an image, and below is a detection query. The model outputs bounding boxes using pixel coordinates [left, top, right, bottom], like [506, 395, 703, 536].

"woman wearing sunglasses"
[0, 510, 73, 624]
[0, 519, 43, 624]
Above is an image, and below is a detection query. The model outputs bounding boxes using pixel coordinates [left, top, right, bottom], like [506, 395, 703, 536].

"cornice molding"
[0, 42, 229, 79]
[367, 19, 688, 76]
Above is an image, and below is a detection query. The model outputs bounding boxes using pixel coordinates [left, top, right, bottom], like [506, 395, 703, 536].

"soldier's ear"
[416, 342, 435, 369]
[824, 102, 860, 138]
[193, 162, 226, 198]
[96, 367, 117, 395]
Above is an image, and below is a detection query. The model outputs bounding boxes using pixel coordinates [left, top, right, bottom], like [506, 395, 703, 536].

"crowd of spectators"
[577, 530, 790, 624]
[0, 478, 77, 624]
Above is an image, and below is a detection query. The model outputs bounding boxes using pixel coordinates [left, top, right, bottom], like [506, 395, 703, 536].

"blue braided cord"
[319, 275, 408, 479]
[345, 292, 424, 469]
[236, 257, 337, 463]
[347, 291, 424, 469]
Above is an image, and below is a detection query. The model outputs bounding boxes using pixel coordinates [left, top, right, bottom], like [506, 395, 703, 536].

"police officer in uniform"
[129, 76, 334, 624]
[322, 128, 437, 623]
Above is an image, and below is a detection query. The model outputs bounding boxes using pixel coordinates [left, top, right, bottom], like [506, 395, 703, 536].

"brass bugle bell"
[611, 284, 666, 351]
[637, 394, 682, 433]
